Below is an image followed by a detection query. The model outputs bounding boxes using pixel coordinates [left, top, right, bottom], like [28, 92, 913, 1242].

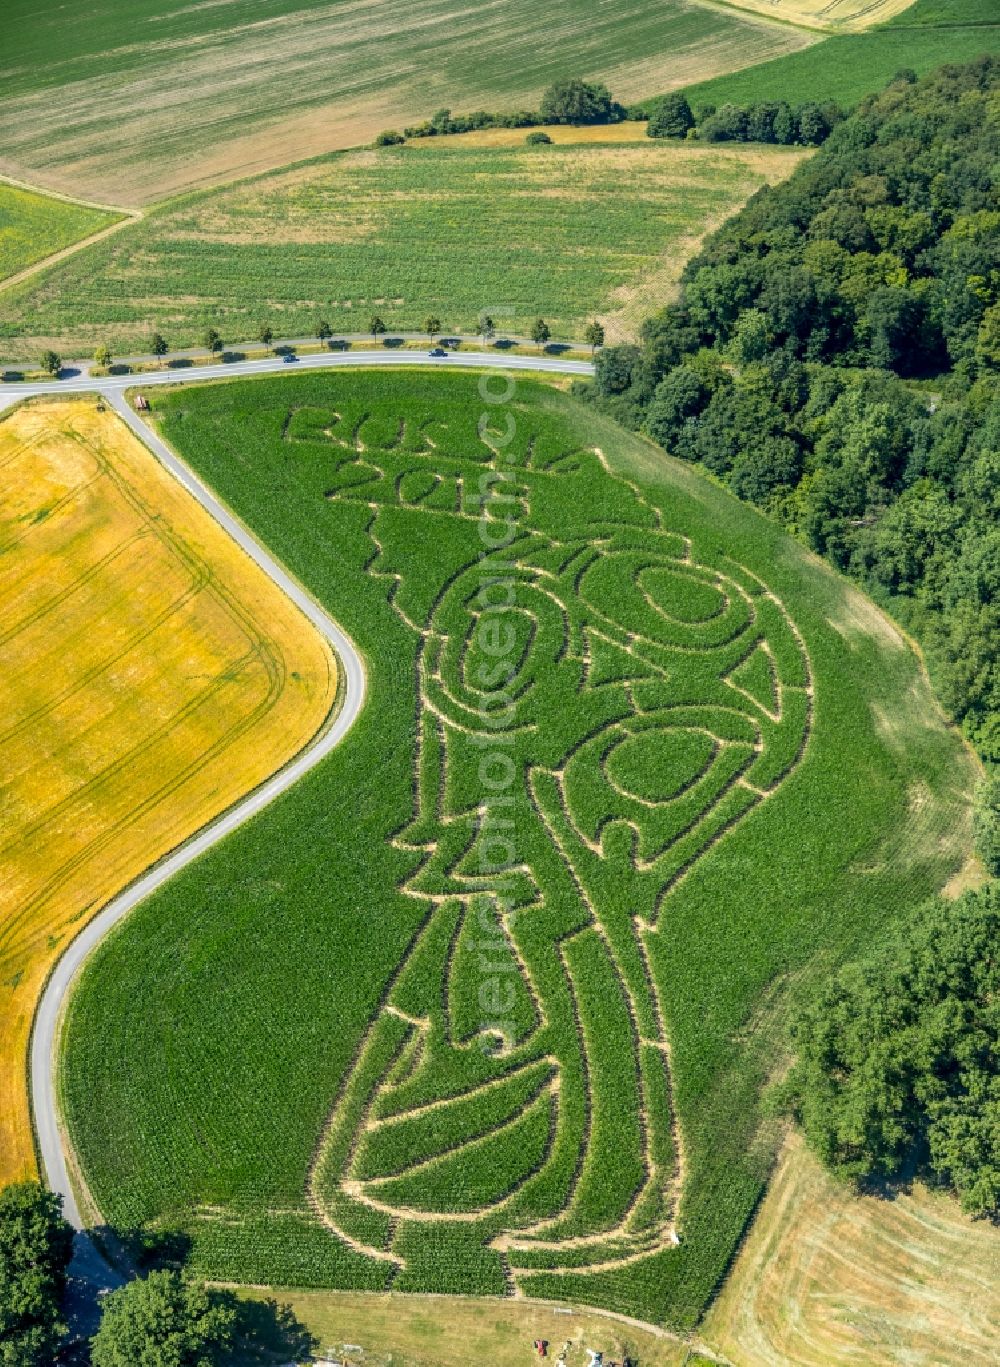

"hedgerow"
[62, 371, 974, 1329]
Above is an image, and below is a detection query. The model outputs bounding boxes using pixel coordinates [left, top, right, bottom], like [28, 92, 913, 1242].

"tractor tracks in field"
[0, 175, 141, 295]
[10, 352, 589, 1308]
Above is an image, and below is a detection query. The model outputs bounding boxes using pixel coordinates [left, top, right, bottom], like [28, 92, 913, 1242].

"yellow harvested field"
[714, 0, 917, 30]
[410, 122, 657, 148]
[703, 1132, 1000, 1365]
[0, 400, 337, 1184]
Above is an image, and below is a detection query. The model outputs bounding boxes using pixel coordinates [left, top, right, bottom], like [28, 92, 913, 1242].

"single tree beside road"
[90, 1270, 236, 1367]
[203, 327, 223, 354]
[94, 344, 112, 369]
[317, 320, 332, 341]
[370, 315, 387, 341]
[258, 325, 274, 351]
[90, 1269, 318, 1367]
[149, 332, 168, 361]
[584, 321, 605, 354]
[424, 316, 442, 337]
[479, 313, 495, 343]
[531, 318, 551, 346]
[40, 350, 61, 377]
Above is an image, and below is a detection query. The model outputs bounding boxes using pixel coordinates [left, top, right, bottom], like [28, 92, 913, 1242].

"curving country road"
[0, 347, 594, 415]
[8, 349, 592, 1305]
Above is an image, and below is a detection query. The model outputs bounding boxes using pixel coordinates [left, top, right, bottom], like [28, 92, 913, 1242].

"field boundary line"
[22, 392, 366, 1274]
[0, 173, 138, 217]
[690, 0, 831, 34]
[0, 212, 142, 295]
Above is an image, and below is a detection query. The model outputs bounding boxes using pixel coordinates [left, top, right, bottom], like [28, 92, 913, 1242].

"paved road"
[0, 347, 594, 413]
[12, 348, 592, 1302]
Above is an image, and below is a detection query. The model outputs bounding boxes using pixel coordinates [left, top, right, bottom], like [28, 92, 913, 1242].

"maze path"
[296, 405, 813, 1289]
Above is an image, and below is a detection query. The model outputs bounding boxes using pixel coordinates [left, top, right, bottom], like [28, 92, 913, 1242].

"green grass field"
[60, 369, 975, 1330]
[0, 183, 118, 282]
[0, 141, 804, 361]
[0, 0, 813, 204]
[681, 0, 1000, 111]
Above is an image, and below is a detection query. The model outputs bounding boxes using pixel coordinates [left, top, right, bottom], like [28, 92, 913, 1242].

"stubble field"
[703, 1131, 1000, 1364]
[0, 398, 336, 1184]
[0, 0, 815, 204]
[59, 369, 975, 1331]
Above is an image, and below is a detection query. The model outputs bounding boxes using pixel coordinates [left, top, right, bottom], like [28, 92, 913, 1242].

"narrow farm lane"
[11, 350, 591, 1302]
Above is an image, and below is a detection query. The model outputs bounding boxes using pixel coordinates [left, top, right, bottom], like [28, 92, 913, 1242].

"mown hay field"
[0, 140, 806, 362]
[713, 0, 917, 31]
[0, 399, 336, 1185]
[681, 0, 1000, 111]
[0, 0, 815, 204]
[61, 370, 976, 1330]
[703, 1132, 1000, 1365]
[0, 183, 119, 282]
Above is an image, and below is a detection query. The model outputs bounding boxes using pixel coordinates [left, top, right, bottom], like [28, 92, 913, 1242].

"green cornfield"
[61, 369, 975, 1329]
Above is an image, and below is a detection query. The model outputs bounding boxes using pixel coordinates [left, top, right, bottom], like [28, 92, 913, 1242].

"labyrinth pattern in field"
[286, 399, 812, 1288]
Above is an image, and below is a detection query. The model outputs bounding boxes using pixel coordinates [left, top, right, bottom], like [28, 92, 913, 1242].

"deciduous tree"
[0, 1183, 73, 1367]
[781, 884, 1000, 1218]
[539, 79, 622, 126]
[973, 775, 1000, 875]
[584, 321, 605, 354]
[90, 1270, 235, 1367]
[646, 94, 693, 140]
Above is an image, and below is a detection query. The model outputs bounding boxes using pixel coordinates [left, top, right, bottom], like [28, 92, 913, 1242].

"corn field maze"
[289, 395, 813, 1288]
[64, 372, 970, 1328]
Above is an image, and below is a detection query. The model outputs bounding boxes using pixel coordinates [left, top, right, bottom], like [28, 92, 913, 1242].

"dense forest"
[782, 883, 1000, 1216]
[589, 58, 1000, 763]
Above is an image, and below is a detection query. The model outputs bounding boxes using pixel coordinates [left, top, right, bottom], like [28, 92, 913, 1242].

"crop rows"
[0, 141, 803, 360]
[0, 0, 809, 202]
[303, 395, 813, 1298]
[62, 371, 973, 1328]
